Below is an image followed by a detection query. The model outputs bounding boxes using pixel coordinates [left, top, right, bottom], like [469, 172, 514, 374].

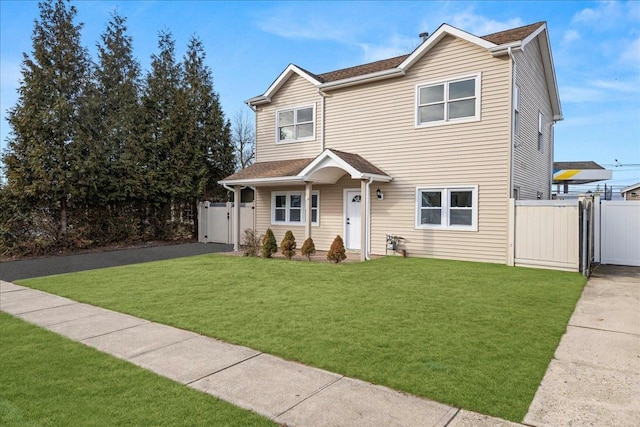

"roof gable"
[247, 21, 561, 119]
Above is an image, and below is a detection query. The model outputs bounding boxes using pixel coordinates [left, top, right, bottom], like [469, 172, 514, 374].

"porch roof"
[219, 149, 392, 187]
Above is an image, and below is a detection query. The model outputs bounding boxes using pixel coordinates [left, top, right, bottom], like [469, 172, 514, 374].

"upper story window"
[537, 111, 544, 151]
[277, 105, 314, 143]
[416, 185, 478, 231]
[416, 74, 481, 127]
[514, 85, 520, 136]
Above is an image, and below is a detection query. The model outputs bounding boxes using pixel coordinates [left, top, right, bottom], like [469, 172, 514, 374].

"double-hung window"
[416, 186, 478, 230]
[277, 105, 314, 142]
[272, 191, 319, 225]
[417, 74, 480, 126]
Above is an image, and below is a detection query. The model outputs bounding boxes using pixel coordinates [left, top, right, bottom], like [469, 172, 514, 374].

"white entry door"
[345, 190, 362, 250]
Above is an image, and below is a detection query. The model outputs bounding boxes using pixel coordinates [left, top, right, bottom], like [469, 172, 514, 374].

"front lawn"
[19, 255, 586, 422]
[0, 312, 273, 426]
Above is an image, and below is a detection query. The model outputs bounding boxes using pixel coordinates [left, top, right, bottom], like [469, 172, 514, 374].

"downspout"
[317, 89, 327, 151]
[365, 177, 374, 260]
[507, 46, 516, 200]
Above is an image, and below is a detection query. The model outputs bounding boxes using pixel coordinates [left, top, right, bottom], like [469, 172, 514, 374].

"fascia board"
[218, 176, 305, 186]
[399, 24, 496, 70]
[299, 149, 359, 178]
[536, 28, 563, 120]
[318, 68, 405, 90]
[263, 64, 321, 99]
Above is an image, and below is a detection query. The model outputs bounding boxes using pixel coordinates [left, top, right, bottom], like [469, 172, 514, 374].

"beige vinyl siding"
[512, 38, 554, 200]
[255, 74, 323, 162]
[322, 36, 512, 263]
[254, 176, 358, 252]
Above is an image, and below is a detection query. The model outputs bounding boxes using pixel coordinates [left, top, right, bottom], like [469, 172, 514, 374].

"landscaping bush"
[262, 228, 277, 258]
[280, 230, 296, 259]
[301, 237, 316, 261]
[241, 228, 260, 257]
[327, 235, 346, 263]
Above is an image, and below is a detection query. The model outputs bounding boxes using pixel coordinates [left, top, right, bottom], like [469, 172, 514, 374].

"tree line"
[1, 0, 242, 257]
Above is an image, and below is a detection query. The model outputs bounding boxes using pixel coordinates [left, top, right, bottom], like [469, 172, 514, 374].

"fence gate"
[600, 201, 640, 266]
[197, 202, 254, 244]
[513, 200, 581, 272]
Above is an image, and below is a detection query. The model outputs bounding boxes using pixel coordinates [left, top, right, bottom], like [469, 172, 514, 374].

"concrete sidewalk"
[0, 279, 521, 427]
[524, 265, 640, 427]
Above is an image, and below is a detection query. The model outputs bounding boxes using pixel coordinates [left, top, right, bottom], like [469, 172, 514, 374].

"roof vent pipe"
[419, 32, 429, 42]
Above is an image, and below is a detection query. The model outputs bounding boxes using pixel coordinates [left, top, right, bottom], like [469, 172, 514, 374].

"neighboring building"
[621, 182, 640, 200]
[552, 161, 612, 197]
[220, 21, 562, 263]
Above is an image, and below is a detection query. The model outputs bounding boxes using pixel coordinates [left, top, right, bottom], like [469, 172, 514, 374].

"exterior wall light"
[376, 188, 384, 200]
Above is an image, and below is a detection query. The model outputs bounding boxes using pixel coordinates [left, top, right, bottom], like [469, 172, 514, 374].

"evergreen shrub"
[327, 235, 347, 263]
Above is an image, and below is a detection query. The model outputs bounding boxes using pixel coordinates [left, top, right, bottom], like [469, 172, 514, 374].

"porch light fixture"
[376, 188, 384, 200]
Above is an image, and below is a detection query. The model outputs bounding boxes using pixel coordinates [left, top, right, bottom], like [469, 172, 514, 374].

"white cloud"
[447, 12, 524, 36]
[571, 0, 638, 29]
[591, 78, 639, 93]
[619, 36, 640, 67]
[358, 34, 419, 62]
[562, 29, 581, 44]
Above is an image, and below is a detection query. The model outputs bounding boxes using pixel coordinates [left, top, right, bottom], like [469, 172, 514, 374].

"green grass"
[19, 255, 586, 422]
[0, 312, 274, 426]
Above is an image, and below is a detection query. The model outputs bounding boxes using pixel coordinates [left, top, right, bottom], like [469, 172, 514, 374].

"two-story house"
[220, 21, 562, 263]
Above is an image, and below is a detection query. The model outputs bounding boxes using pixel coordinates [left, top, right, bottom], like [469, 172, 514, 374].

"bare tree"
[232, 110, 255, 169]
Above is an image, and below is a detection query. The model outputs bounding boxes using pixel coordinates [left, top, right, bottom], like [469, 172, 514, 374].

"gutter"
[489, 41, 522, 57]
[507, 46, 516, 201]
[365, 177, 374, 261]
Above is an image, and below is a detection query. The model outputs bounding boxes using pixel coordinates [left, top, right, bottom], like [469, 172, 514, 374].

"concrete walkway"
[0, 279, 521, 427]
[524, 265, 640, 427]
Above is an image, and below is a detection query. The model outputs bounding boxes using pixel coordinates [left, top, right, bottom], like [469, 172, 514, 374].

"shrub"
[241, 228, 260, 257]
[280, 230, 296, 259]
[327, 235, 347, 263]
[262, 228, 277, 258]
[301, 237, 316, 261]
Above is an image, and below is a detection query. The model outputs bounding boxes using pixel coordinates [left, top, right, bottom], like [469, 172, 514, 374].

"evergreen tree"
[262, 228, 277, 258]
[3, 0, 90, 237]
[280, 230, 296, 259]
[92, 11, 143, 207]
[141, 30, 185, 238]
[181, 36, 234, 237]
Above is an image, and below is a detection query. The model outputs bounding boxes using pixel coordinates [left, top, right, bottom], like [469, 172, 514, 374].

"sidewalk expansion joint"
[272, 375, 345, 420]
[185, 351, 264, 385]
[77, 321, 151, 341]
[1, 301, 78, 315]
[569, 323, 640, 337]
[124, 333, 202, 360]
[442, 408, 461, 427]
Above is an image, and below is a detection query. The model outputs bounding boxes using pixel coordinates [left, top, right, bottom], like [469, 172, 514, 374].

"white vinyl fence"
[197, 202, 254, 244]
[510, 199, 581, 272]
[600, 201, 640, 266]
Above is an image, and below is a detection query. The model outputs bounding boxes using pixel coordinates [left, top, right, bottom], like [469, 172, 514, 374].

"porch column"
[360, 179, 367, 261]
[304, 181, 313, 239]
[233, 186, 241, 251]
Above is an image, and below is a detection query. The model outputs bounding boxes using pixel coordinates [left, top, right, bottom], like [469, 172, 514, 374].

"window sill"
[275, 137, 316, 145]
[415, 116, 480, 128]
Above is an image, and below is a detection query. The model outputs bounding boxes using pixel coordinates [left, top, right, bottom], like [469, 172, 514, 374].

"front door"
[345, 190, 361, 250]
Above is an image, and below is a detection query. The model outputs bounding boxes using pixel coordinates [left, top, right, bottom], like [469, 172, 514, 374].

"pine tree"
[182, 36, 235, 237]
[92, 11, 143, 207]
[327, 235, 347, 263]
[3, 0, 90, 237]
[280, 230, 296, 259]
[301, 237, 316, 261]
[262, 228, 277, 258]
[141, 30, 185, 238]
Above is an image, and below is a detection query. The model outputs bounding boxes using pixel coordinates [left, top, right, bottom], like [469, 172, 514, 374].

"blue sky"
[1, 0, 639, 191]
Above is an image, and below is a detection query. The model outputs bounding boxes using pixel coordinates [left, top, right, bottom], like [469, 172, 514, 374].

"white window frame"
[271, 191, 319, 226]
[537, 111, 544, 151]
[415, 73, 481, 127]
[514, 85, 520, 136]
[275, 104, 315, 144]
[415, 185, 478, 231]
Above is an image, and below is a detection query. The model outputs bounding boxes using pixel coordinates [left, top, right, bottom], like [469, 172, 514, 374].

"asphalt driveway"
[0, 243, 233, 281]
